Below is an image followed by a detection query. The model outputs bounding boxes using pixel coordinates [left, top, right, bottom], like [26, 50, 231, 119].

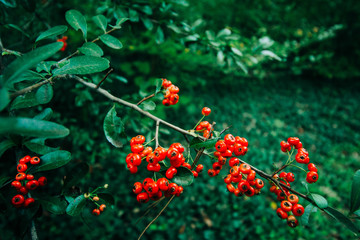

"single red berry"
[131, 144, 144, 154]
[195, 164, 204, 173]
[16, 172, 26, 181]
[280, 141, 290, 148]
[230, 166, 240, 177]
[162, 98, 170, 106]
[165, 167, 177, 179]
[17, 163, 27, 172]
[168, 183, 178, 195]
[254, 178, 264, 189]
[287, 194, 299, 205]
[136, 192, 149, 203]
[133, 182, 143, 194]
[224, 134, 236, 145]
[295, 153, 309, 164]
[168, 85, 179, 94]
[175, 186, 184, 197]
[308, 163, 318, 172]
[182, 162, 192, 170]
[231, 174, 243, 183]
[286, 172, 295, 182]
[12, 194, 25, 207]
[247, 170, 256, 181]
[235, 136, 249, 147]
[276, 208, 288, 219]
[295, 141, 303, 149]
[192, 170, 199, 178]
[26, 174, 34, 180]
[238, 180, 250, 193]
[143, 178, 154, 186]
[280, 200, 293, 212]
[99, 204, 106, 212]
[127, 164, 138, 174]
[212, 162, 222, 171]
[287, 137, 300, 146]
[133, 135, 146, 144]
[201, 107, 211, 116]
[92, 208, 101, 216]
[141, 146, 153, 158]
[147, 163, 161, 172]
[215, 140, 227, 152]
[239, 163, 251, 174]
[26, 180, 39, 190]
[279, 172, 287, 179]
[217, 156, 227, 165]
[38, 176, 47, 186]
[167, 148, 180, 161]
[287, 215, 298, 228]
[244, 186, 255, 197]
[220, 149, 232, 157]
[234, 188, 242, 197]
[144, 182, 159, 194]
[207, 169, 216, 177]
[306, 171, 318, 183]
[30, 156, 40, 165]
[24, 198, 35, 208]
[11, 181, 22, 189]
[224, 174, 232, 184]
[93, 196, 100, 202]
[157, 178, 169, 191]
[226, 184, 235, 193]
[161, 78, 172, 88]
[229, 157, 240, 167]
[18, 186, 28, 195]
[292, 204, 305, 216]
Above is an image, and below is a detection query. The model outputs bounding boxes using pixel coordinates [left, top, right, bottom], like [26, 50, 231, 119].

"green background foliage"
[1, 0, 360, 239]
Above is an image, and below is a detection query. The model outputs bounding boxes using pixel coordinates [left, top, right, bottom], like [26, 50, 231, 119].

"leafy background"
[1, 0, 360, 239]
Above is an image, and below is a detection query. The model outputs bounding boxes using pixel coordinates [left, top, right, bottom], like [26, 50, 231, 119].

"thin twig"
[155, 120, 160, 149]
[96, 68, 113, 89]
[191, 122, 216, 169]
[272, 164, 288, 177]
[10, 78, 53, 99]
[137, 93, 155, 106]
[138, 195, 175, 240]
[135, 197, 165, 224]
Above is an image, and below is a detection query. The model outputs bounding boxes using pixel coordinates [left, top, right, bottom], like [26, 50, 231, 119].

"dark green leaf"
[113, 75, 128, 84]
[154, 78, 162, 94]
[140, 5, 153, 15]
[141, 17, 153, 30]
[354, 210, 360, 217]
[10, 91, 39, 110]
[39, 196, 67, 214]
[301, 203, 317, 226]
[36, 61, 57, 73]
[6, 70, 44, 87]
[0, 0, 16, 7]
[235, 60, 248, 74]
[310, 193, 328, 209]
[140, 101, 156, 111]
[0, 139, 16, 158]
[97, 193, 115, 206]
[170, 167, 194, 186]
[155, 27, 164, 44]
[0, 87, 10, 111]
[33, 150, 71, 172]
[129, 9, 139, 22]
[53, 56, 109, 75]
[103, 105, 124, 148]
[324, 206, 359, 235]
[231, 47, 243, 57]
[62, 162, 89, 191]
[24, 138, 59, 155]
[92, 15, 107, 32]
[0, 176, 11, 188]
[78, 42, 103, 57]
[65, 9, 87, 40]
[3, 42, 63, 86]
[35, 25, 68, 42]
[66, 194, 86, 216]
[35, 84, 53, 104]
[115, 18, 128, 26]
[301, 181, 309, 193]
[350, 170, 360, 213]
[0, 117, 69, 139]
[34, 108, 53, 120]
[100, 34, 123, 49]
[190, 138, 218, 150]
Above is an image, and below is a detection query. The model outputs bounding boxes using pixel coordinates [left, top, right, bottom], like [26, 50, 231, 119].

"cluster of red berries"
[209, 134, 248, 177]
[90, 196, 107, 216]
[280, 137, 319, 184]
[224, 163, 264, 197]
[161, 78, 179, 106]
[57, 36, 68, 51]
[11, 155, 47, 208]
[273, 192, 305, 228]
[195, 121, 213, 138]
[133, 177, 184, 203]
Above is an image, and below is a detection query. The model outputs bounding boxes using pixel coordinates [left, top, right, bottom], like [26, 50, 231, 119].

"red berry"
[224, 134, 236, 145]
[24, 198, 35, 208]
[12, 194, 25, 207]
[16, 173, 26, 181]
[292, 204, 305, 216]
[238, 180, 250, 193]
[280, 200, 293, 212]
[287, 215, 298, 228]
[224, 174, 232, 184]
[144, 182, 159, 194]
[226, 184, 235, 193]
[157, 178, 169, 191]
[212, 162, 222, 171]
[287, 137, 300, 146]
[207, 169, 216, 177]
[168, 183, 178, 195]
[254, 178, 264, 189]
[239, 163, 251, 174]
[92, 208, 101, 216]
[11, 181, 22, 189]
[26, 174, 34, 180]
[165, 167, 177, 179]
[276, 208, 288, 219]
[295, 141, 303, 149]
[308, 163, 318, 172]
[133, 135, 145, 144]
[192, 170, 198, 178]
[17, 163, 27, 172]
[26, 180, 39, 190]
[215, 140, 227, 152]
[247, 170, 256, 181]
[143, 178, 154, 186]
[306, 171, 318, 183]
[280, 141, 290, 148]
[136, 192, 149, 203]
[30, 156, 40, 165]
[286, 172, 295, 182]
[287, 194, 299, 205]
[182, 162, 192, 170]
[131, 144, 144, 154]
[99, 204, 106, 212]
[38, 176, 47, 186]
[229, 157, 240, 167]
[196, 164, 204, 173]
[147, 163, 161, 172]
[168, 85, 179, 94]
[279, 172, 287, 179]
[127, 164, 138, 174]
[201, 107, 211, 116]
[18, 186, 28, 195]
[162, 98, 170, 106]
[167, 148, 180, 161]
[133, 182, 143, 194]
[244, 186, 255, 197]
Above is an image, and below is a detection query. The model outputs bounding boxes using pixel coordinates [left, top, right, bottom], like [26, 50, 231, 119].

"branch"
[96, 68, 113, 89]
[10, 78, 53, 99]
[68, 75, 204, 140]
[137, 93, 155, 106]
[155, 120, 160, 149]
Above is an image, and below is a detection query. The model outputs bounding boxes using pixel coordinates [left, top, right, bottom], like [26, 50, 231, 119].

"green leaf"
[140, 101, 156, 111]
[354, 209, 360, 217]
[301, 203, 317, 226]
[0, 176, 11, 188]
[35, 25, 68, 42]
[115, 18, 128, 26]
[0, 139, 16, 158]
[65, 9, 87, 40]
[350, 170, 360, 213]
[129, 9, 139, 22]
[24, 138, 59, 155]
[166, 166, 194, 186]
[310, 193, 328, 209]
[97, 193, 115, 206]
[103, 105, 124, 148]
[100, 34, 123, 49]
[261, 50, 281, 61]
[62, 162, 89, 191]
[35, 84, 53, 104]
[52, 56, 109, 75]
[190, 138, 218, 150]
[39, 196, 67, 215]
[0, 87, 10, 111]
[78, 42, 103, 57]
[324, 206, 359, 235]
[0, 0, 16, 7]
[36, 61, 57, 73]
[141, 17, 153, 30]
[235, 60, 248, 74]
[34, 108, 53, 120]
[231, 47, 243, 57]
[154, 78, 162, 94]
[155, 27, 164, 44]
[3, 42, 63, 87]
[66, 195, 86, 216]
[92, 15, 107, 32]
[33, 150, 71, 173]
[6, 70, 44, 87]
[0, 117, 69, 139]
[10, 91, 39, 110]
